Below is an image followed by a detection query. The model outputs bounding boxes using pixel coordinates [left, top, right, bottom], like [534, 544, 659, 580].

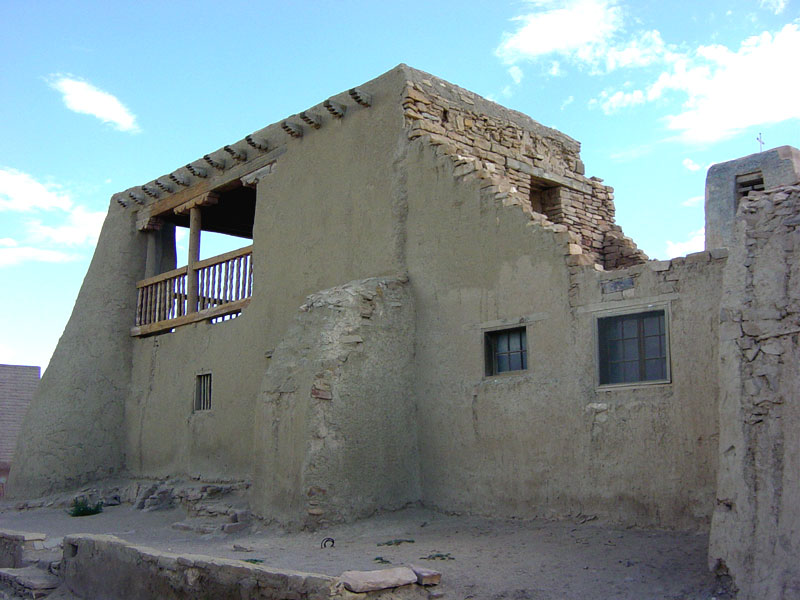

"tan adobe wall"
[402, 77, 645, 269]
[7, 204, 147, 499]
[404, 136, 722, 529]
[709, 184, 800, 599]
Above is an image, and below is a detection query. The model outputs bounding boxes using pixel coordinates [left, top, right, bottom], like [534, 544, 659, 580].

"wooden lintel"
[130, 298, 250, 337]
[174, 192, 220, 216]
[145, 146, 287, 218]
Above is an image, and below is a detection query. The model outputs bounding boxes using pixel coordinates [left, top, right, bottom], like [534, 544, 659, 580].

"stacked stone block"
[402, 80, 646, 269]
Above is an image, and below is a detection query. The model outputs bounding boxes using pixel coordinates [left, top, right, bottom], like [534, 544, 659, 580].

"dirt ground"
[0, 502, 729, 600]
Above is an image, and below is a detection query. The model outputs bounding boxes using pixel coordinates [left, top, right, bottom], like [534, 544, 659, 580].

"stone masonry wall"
[709, 184, 800, 599]
[402, 78, 646, 269]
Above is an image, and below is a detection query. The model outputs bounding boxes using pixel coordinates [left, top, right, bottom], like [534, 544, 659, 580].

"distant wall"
[705, 146, 800, 250]
[709, 184, 800, 598]
[251, 276, 418, 528]
[0, 365, 39, 472]
[7, 201, 147, 498]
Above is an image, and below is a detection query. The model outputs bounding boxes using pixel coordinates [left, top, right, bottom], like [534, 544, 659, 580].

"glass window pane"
[509, 353, 522, 371]
[509, 332, 521, 351]
[602, 318, 621, 339]
[497, 333, 509, 352]
[623, 339, 639, 360]
[643, 315, 661, 336]
[644, 335, 662, 358]
[622, 318, 638, 338]
[608, 340, 622, 362]
[497, 354, 510, 373]
[521, 351, 527, 370]
[608, 363, 622, 384]
[623, 361, 639, 382]
[645, 358, 665, 380]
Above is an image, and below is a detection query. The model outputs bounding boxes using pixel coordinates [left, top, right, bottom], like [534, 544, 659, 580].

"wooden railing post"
[187, 206, 201, 314]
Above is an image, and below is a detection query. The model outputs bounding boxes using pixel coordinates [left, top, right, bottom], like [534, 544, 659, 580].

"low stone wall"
[0, 529, 46, 568]
[61, 534, 430, 600]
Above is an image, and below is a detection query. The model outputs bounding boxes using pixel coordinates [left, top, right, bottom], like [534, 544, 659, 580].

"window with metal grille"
[194, 373, 212, 411]
[485, 327, 528, 376]
[598, 310, 668, 385]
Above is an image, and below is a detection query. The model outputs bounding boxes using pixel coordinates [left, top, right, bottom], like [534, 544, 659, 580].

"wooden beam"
[130, 299, 250, 337]
[141, 146, 286, 220]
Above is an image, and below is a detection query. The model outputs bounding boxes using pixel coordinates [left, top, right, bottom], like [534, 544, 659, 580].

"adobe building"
[7, 65, 799, 598]
[0, 364, 39, 497]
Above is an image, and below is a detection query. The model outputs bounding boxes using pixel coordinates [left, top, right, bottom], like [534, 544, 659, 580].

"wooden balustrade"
[132, 245, 253, 336]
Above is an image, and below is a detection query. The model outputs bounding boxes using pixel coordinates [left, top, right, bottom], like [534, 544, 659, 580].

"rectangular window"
[598, 310, 668, 385]
[485, 327, 528, 376]
[194, 373, 212, 411]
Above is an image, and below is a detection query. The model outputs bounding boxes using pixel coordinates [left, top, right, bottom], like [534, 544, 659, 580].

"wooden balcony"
[131, 245, 253, 336]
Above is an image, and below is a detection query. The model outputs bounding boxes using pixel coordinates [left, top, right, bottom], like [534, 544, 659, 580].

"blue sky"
[1, 0, 799, 369]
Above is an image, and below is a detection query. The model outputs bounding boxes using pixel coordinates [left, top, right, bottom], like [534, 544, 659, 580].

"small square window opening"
[598, 310, 668, 385]
[485, 327, 528, 376]
[195, 373, 212, 411]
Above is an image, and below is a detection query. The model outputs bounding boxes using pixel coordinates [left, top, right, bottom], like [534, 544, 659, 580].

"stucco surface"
[7, 202, 146, 498]
[569, 254, 724, 529]
[251, 276, 419, 529]
[708, 185, 800, 598]
[404, 140, 723, 529]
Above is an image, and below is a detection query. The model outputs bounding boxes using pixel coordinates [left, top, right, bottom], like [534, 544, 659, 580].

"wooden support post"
[187, 206, 201, 314]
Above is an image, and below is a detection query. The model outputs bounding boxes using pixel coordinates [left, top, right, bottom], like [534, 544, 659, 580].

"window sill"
[595, 379, 671, 392]
[481, 369, 532, 382]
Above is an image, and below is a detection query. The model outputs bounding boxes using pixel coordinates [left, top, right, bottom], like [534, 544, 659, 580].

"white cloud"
[585, 23, 800, 142]
[496, 0, 622, 68]
[682, 195, 703, 207]
[759, 0, 787, 14]
[604, 29, 668, 71]
[660, 25, 800, 143]
[594, 87, 646, 113]
[549, 61, 563, 76]
[682, 158, 702, 172]
[508, 65, 524, 84]
[666, 227, 705, 257]
[0, 245, 75, 267]
[560, 95, 574, 110]
[0, 168, 105, 267]
[49, 76, 139, 133]
[27, 205, 106, 246]
[0, 168, 72, 212]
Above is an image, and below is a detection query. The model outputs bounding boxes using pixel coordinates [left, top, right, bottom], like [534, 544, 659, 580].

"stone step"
[0, 566, 60, 598]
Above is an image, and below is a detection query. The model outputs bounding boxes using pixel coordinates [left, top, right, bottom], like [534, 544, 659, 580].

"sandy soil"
[0, 503, 729, 600]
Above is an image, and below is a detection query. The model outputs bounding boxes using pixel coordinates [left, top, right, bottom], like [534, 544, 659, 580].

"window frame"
[484, 326, 528, 377]
[594, 305, 671, 389]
